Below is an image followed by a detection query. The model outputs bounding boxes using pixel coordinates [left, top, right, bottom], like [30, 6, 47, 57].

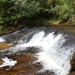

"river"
[0, 25, 75, 75]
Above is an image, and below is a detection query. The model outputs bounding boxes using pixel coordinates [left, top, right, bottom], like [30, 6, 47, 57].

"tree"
[0, 0, 41, 25]
[51, 0, 75, 22]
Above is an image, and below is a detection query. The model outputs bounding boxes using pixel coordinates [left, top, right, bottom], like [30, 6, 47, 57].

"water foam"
[0, 37, 5, 42]
[0, 57, 17, 68]
[7, 31, 75, 75]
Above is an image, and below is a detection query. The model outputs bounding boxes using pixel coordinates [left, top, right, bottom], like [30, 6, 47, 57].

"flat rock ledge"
[0, 43, 11, 50]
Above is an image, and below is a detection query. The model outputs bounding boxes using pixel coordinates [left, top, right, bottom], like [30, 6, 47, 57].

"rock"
[0, 59, 3, 65]
[0, 52, 42, 75]
[68, 72, 75, 75]
[70, 52, 75, 71]
[69, 52, 75, 75]
[0, 43, 11, 50]
[35, 70, 52, 75]
[26, 47, 39, 53]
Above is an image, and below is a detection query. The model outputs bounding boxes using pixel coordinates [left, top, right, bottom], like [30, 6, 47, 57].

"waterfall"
[0, 27, 75, 75]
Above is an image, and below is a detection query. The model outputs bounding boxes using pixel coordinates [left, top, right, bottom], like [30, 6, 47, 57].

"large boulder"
[69, 52, 75, 75]
[68, 72, 75, 75]
[70, 52, 75, 71]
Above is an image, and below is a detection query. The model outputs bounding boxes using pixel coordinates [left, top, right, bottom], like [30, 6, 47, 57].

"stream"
[0, 26, 75, 75]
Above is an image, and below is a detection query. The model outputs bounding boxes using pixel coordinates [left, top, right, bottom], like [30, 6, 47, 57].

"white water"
[0, 37, 5, 42]
[1, 31, 75, 75]
[0, 57, 17, 68]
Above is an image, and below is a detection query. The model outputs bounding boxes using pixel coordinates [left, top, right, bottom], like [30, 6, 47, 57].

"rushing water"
[0, 27, 75, 75]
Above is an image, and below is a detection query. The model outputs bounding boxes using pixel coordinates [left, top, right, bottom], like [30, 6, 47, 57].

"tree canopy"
[0, 0, 75, 25]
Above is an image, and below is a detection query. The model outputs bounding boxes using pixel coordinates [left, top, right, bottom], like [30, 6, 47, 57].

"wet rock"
[68, 72, 75, 75]
[0, 59, 3, 65]
[26, 47, 40, 53]
[35, 70, 52, 75]
[0, 52, 42, 75]
[70, 52, 75, 72]
[0, 43, 11, 50]
[69, 52, 75, 75]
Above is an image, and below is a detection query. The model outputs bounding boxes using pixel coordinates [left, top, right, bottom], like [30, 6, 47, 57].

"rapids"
[0, 26, 75, 75]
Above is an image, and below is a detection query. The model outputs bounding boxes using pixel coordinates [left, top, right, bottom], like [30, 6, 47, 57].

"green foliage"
[51, 0, 75, 22]
[0, 0, 59, 25]
[0, 0, 75, 25]
[0, 0, 41, 25]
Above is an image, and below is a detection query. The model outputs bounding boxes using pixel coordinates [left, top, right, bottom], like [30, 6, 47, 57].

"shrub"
[51, 0, 75, 22]
[1, 0, 75, 25]
[0, 0, 41, 25]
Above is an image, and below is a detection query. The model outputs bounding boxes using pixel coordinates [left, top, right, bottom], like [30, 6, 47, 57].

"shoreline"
[0, 22, 75, 36]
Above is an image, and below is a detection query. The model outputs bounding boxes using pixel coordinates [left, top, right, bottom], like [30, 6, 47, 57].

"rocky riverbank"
[0, 49, 43, 75]
[69, 53, 75, 75]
